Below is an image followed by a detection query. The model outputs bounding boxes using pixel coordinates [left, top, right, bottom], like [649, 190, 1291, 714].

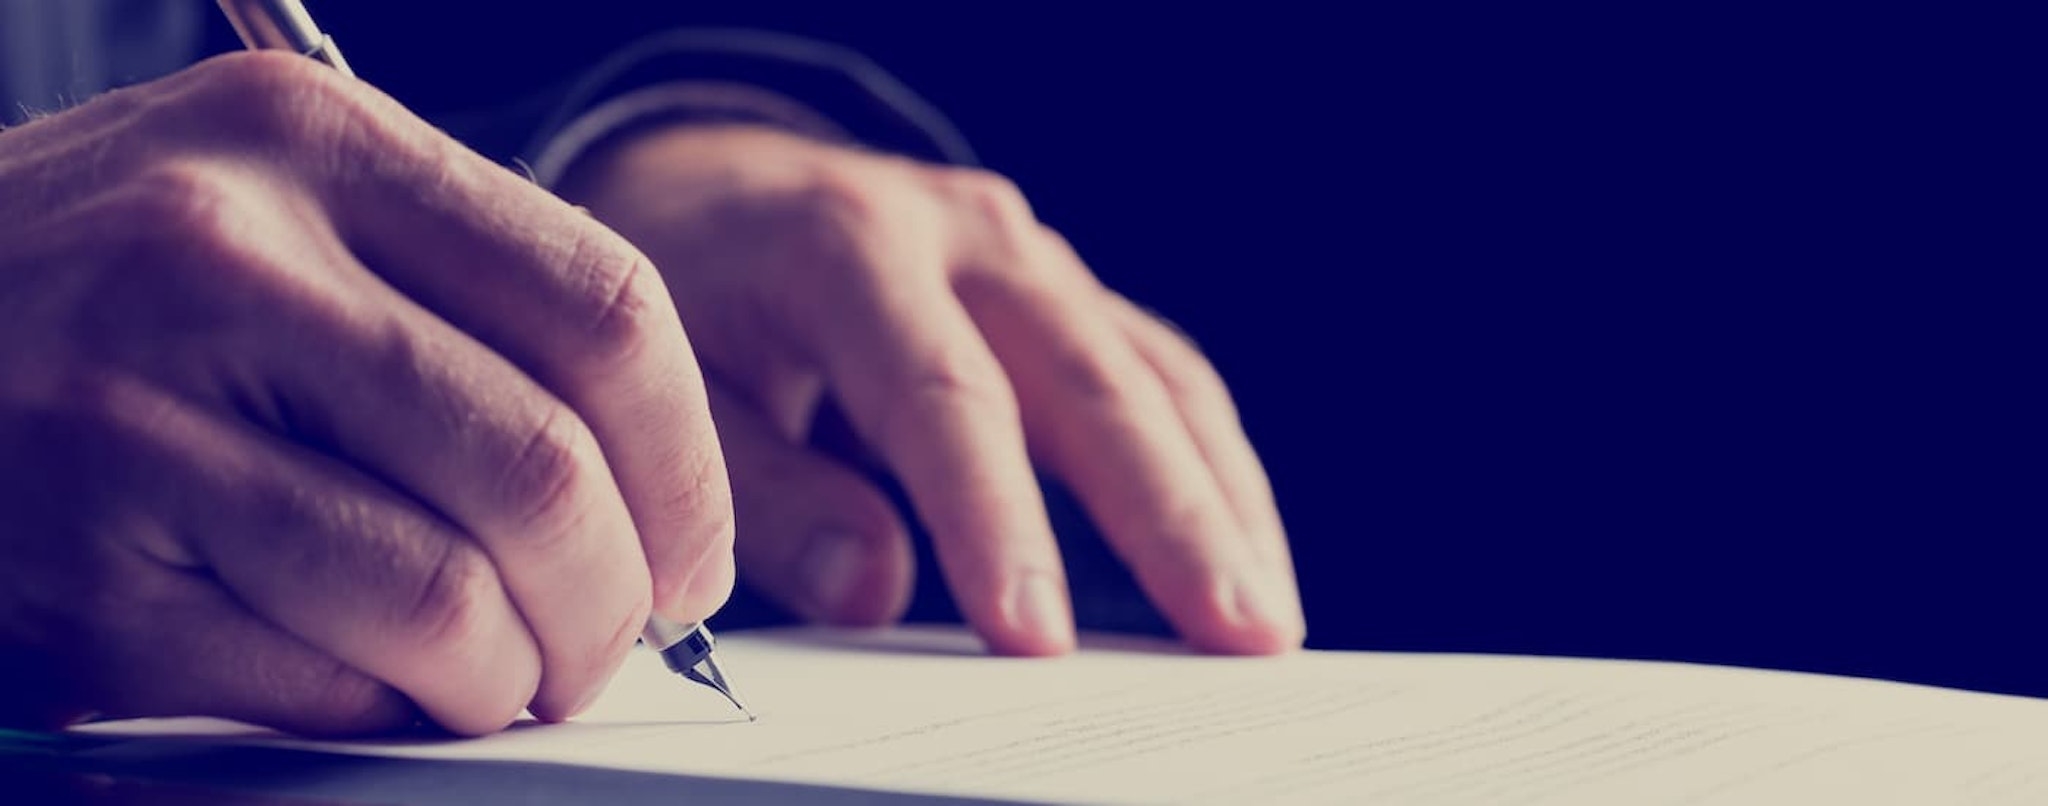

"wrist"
[536, 80, 852, 197]
[552, 121, 800, 235]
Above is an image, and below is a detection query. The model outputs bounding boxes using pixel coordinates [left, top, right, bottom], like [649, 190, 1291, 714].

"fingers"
[148, 54, 733, 625]
[955, 236, 1304, 654]
[133, 187, 654, 726]
[76, 558, 416, 739]
[258, 257, 654, 723]
[1100, 291, 1300, 592]
[708, 379, 915, 626]
[320, 92, 733, 625]
[0, 53, 726, 736]
[122, 385, 544, 736]
[0, 376, 411, 738]
[792, 235, 1075, 655]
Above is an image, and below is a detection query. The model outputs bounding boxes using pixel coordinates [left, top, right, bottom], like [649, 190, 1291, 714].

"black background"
[231, 3, 2036, 694]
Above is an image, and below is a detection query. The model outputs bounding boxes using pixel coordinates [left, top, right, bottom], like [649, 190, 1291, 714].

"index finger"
[316, 108, 736, 624]
[792, 240, 1076, 655]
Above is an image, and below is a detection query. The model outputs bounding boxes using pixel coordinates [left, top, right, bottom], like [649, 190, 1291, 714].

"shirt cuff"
[526, 79, 856, 190]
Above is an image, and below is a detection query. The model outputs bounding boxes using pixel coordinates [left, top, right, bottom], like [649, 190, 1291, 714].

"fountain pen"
[213, 0, 753, 721]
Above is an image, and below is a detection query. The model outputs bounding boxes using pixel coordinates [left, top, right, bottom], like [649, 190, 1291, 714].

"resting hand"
[558, 124, 1302, 656]
[0, 53, 732, 736]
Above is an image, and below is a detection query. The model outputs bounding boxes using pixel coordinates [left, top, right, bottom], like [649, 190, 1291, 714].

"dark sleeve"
[538, 30, 975, 164]
[197, 5, 978, 171]
[418, 28, 980, 185]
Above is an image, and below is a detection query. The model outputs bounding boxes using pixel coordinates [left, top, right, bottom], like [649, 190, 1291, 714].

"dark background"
[229, 4, 2036, 694]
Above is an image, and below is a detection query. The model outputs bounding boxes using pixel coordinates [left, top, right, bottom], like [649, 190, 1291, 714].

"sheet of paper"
[77, 626, 2048, 804]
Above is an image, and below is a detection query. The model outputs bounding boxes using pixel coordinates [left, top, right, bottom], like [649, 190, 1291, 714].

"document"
[73, 626, 2048, 804]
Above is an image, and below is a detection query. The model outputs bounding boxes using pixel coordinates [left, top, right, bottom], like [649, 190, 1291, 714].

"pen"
[213, 0, 753, 722]
[215, 0, 352, 76]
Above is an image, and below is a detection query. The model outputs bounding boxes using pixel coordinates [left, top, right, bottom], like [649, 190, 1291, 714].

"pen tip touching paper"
[682, 655, 753, 720]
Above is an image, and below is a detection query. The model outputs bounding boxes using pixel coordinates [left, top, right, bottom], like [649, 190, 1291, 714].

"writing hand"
[0, 53, 733, 735]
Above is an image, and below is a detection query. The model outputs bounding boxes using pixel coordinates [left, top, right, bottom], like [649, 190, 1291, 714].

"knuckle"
[773, 163, 938, 285]
[1138, 319, 1236, 408]
[680, 492, 737, 580]
[1163, 350, 1235, 408]
[568, 237, 665, 369]
[400, 541, 500, 652]
[498, 402, 601, 538]
[946, 168, 1033, 222]
[668, 464, 735, 565]
[791, 163, 938, 254]
[674, 446, 735, 536]
[799, 163, 894, 227]
[117, 160, 247, 247]
[110, 162, 327, 313]
[183, 51, 365, 146]
[582, 595, 653, 681]
[874, 352, 1018, 447]
[649, 451, 736, 615]
[943, 168, 1040, 258]
[193, 49, 347, 95]
[1036, 223, 1077, 254]
[1137, 303, 1209, 355]
[905, 354, 1016, 414]
[1048, 348, 1141, 410]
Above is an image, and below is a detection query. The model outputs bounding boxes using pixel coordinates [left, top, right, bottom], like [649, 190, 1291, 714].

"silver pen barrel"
[215, 0, 354, 76]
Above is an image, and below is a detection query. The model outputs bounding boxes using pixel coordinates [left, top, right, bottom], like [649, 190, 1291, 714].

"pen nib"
[682, 655, 755, 721]
[648, 620, 755, 721]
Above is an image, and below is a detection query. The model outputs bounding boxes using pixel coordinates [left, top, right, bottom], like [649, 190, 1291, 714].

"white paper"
[77, 626, 2048, 804]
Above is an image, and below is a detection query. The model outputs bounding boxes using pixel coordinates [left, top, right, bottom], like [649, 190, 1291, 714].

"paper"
[75, 626, 2048, 804]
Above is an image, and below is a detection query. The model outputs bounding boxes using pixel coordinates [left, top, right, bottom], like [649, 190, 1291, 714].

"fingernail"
[1231, 574, 1306, 643]
[1003, 571, 1075, 648]
[799, 530, 866, 615]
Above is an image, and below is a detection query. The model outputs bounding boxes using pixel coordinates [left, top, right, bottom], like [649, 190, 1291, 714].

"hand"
[557, 124, 1303, 656]
[0, 53, 733, 736]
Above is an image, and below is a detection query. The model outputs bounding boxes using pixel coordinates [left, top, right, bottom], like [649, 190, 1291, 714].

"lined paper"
[76, 626, 2048, 804]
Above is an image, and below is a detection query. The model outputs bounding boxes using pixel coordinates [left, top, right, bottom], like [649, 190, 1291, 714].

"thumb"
[707, 379, 915, 626]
